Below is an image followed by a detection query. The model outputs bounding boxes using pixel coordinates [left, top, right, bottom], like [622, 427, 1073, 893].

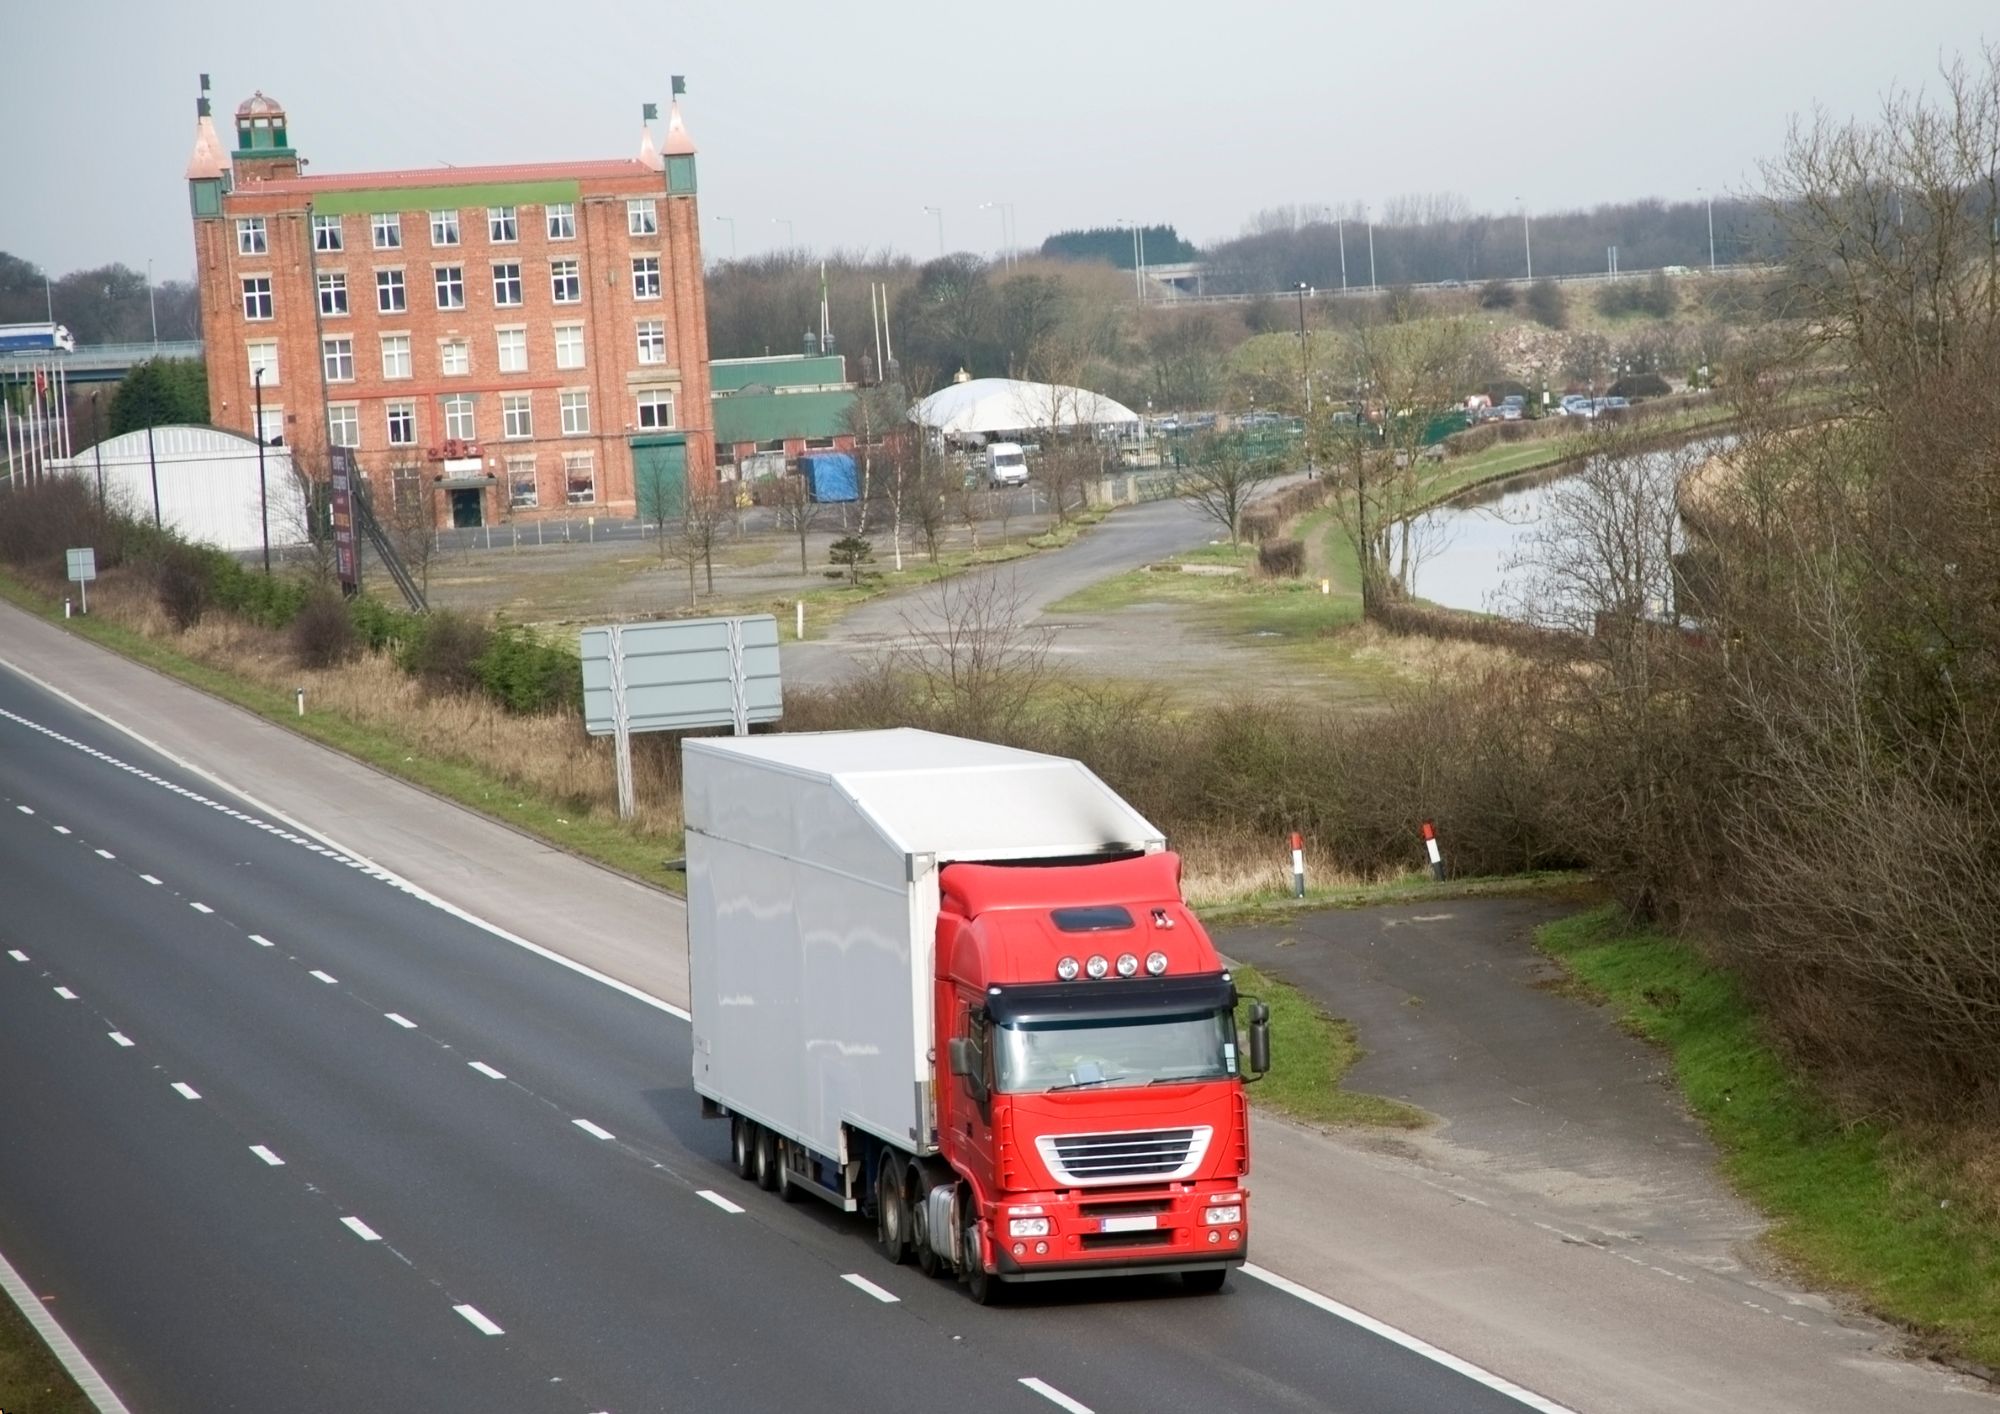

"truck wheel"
[729, 1117, 756, 1180]
[962, 1213, 999, 1306]
[876, 1162, 909, 1265]
[777, 1145, 804, 1203]
[753, 1127, 780, 1192]
[1182, 1269, 1228, 1295]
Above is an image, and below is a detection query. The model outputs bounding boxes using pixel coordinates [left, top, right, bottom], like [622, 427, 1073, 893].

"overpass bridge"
[1, 339, 207, 386]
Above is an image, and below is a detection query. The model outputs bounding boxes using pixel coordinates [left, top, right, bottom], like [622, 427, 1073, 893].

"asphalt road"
[0, 662, 1542, 1414]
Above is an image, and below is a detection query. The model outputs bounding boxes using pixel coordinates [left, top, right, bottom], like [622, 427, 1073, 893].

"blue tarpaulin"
[800, 451, 859, 503]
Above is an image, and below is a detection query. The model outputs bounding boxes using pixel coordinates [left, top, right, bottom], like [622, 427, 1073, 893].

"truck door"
[947, 993, 996, 1182]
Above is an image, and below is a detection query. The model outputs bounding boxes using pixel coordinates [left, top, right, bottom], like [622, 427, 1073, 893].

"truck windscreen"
[994, 1009, 1235, 1093]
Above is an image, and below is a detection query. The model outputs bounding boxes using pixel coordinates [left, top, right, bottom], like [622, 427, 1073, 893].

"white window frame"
[492, 262, 523, 307]
[435, 264, 466, 310]
[501, 393, 534, 440]
[488, 206, 518, 243]
[246, 340, 279, 386]
[375, 267, 407, 314]
[380, 332, 412, 380]
[636, 319, 666, 365]
[430, 209, 460, 246]
[371, 212, 402, 250]
[564, 451, 597, 505]
[442, 394, 476, 441]
[312, 213, 343, 252]
[550, 258, 581, 304]
[559, 389, 590, 435]
[255, 403, 285, 445]
[495, 326, 528, 375]
[386, 400, 418, 447]
[635, 388, 675, 429]
[631, 255, 661, 300]
[439, 337, 470, 376]
[242, 276, 273, 320]
[627, 199, 658, 236]
[508, 455, 540, 508]
[327, 403, 360, 448]
[322, 336, 355, 383]
[317, 270, 348, 317]
[237, 217, 268, 255]
[553, 323, 585, 370]
[546, 203, 575, 240]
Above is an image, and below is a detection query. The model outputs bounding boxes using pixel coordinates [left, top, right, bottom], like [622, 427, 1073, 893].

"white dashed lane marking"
[140, 875, 161, 886]
[52, 825, 70, 835]
[1020, 1378, 1095, 1414]
[170, 1082, 201, 1101]
[189, 902, 213, 914]
[572, 1119, 615, 1141]
[308, 970, 338, 985]
[468, 1062, 506, 1080]
[6, 950, 26, 963]
[14, 805, 31, 815]
[341, 1217, 382, 1242]
[95, 849, 115, 859]
[696, 1190, 744, 1214]
[108, 1032, 133, 1047]
[249, 1146, 284, 1166]
[840, 1273, 899, 1304]
[454, 1304, 504, 1336]
[53, 987, 76, 1000]
[384, 1013, 417, 1029]
[248, 934, 274, 948]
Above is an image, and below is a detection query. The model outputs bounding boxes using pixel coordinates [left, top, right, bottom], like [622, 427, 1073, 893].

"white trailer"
[683, 729, 1164, 1205]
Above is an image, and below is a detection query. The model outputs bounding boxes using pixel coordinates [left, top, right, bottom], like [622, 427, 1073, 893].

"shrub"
[475, 627, 582, 715]
[1608, 371, 1673, 400]
[349, 596, 420, 653]
[398, 611, 493, 696]
[1257, 538, 1305, 577]
[291, 591, 359, 668]
[1478, 279, 1518, 310]
[1524, 278, 1568, 329]
[1238, 508, 1281, 543]
[1445, 424, 1501, 457]
[154, 545, 214, 631]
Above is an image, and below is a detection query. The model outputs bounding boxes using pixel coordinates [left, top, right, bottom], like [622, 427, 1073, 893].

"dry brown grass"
[1338, 619, 1529, 683]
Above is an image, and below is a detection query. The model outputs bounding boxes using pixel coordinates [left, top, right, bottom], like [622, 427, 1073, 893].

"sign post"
[65, 546, 96, 614]
[328, 445, 361, 598]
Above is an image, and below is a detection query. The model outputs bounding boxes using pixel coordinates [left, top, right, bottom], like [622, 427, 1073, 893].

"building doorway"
[450, 488, 484, 528]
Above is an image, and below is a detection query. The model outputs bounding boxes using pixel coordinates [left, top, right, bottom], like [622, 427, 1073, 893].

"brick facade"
[188, 91, 710, 527]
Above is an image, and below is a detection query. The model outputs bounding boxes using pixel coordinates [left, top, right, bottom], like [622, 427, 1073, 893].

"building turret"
[185, 75, 230, 217]
[231, 90, 299, 183]
[662, 89, 697, 195]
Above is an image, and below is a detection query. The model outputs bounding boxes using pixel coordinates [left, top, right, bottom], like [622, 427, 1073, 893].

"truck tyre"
[962, 1211, 998, 1306]
[753, 1126, 780, 1192]
[730, 1116, 756, 1180]
[1182, 1269, 1228, 1295]
[875, 1161, 910, 1265]
[911, 1166, 946, 1278]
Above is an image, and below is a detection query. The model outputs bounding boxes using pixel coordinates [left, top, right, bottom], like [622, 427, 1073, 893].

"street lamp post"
[980, 201, 1015, 269]
[771, 217, 794, 251]
[1366, 210, 1377, 291]
[146, 259, 159, 346]
[1518, 196, 1533, 280]
[89, 391, 104, 512]
[255, 366, 271, 574]
[713, 215, 736, 261]
[1699, 187, 1716, 271]
[1293, 282, 1312, 415]
[1337, 214, 1348, 290]
[923, 205, 944, 258]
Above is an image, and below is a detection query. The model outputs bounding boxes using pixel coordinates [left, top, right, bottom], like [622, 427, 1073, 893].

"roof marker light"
[1146, 951, 1169, 976]
[1056, 956, 1080, 981]
[1085, 954, 1109, 980]
[1115, 953, 1139, 978]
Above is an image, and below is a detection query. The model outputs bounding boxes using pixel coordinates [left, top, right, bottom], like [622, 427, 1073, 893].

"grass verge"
[1538, 905, 2000, 1371]
[1231, 962, 1428, 1129]
[1202, 869, 1597, 927]
[0, 1292, 93, 1414]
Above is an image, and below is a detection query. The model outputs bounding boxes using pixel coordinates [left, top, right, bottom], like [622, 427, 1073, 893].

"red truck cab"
[934, 851, 1263, 1296]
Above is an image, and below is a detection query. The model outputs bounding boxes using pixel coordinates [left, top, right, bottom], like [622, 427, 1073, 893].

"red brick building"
[186, 85, 711, 528]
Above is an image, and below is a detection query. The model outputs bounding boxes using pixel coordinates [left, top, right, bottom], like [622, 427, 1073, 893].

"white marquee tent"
[911, 377, 1140, 441]
[51, 425, 309, 553]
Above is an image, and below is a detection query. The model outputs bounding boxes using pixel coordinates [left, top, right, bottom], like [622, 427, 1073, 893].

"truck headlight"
[1056, 956, 1080, 981]
[1010, 1217, 1052, 1237]
[1146, 951, 1169, 975]
[1085, 954, 1109, 979]
[1116, 953, 1139, 978]
[1202, 1204, 1242, 1226]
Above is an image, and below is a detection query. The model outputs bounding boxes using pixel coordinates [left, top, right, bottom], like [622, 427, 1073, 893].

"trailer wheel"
[776, 1143, 804, 1203]
[875, 1161, 910, 1265]
[1182, 1269, 1228, 1295]
[729, 1117, 756, 1180]
[753, 1126, 780, 1192]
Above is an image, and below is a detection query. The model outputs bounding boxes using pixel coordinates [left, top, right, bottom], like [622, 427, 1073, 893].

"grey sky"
[3, 0, 1993, 281]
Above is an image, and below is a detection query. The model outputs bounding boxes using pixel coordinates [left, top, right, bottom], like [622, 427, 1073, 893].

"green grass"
[1231, 962, 1428, 1129]
[1203, 869, 1597, 927]
[1539, 906, 2000, 1368]
[0, 1294, 93, 1414]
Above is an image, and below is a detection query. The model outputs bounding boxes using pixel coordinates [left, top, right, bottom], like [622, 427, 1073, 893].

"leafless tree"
[768, 472, 819, 573]
[1177, 431, 1282, 544]
[383, 462, 441, 594]
[883, 570, 1054, 737]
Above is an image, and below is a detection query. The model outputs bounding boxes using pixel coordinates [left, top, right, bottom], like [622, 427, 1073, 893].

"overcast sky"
[3, 0, 1993, 281]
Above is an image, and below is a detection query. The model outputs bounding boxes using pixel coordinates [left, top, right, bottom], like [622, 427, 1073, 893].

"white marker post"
[1289, 831, 1306, 898]
[1422, 820, 1445, 881]
[796, 600, 805, 641]
[295, 687, 305, 717]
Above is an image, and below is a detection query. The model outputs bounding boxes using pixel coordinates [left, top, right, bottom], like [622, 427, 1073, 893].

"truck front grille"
[1036, 1126, 1212, 1186]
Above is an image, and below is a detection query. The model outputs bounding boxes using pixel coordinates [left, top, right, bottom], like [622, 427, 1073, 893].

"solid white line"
[248, 933, 274, 947]
[171, 1082, 201, 1100]
[54, 986, 76, 1000]
[468, 1061, 507, 1080]
[696, 1189, 744, 1214]
[1242, 1264, 1581, 1413]
[309, 970, 338, 984]
[341, 1216, 382, 1242]
[189, 901, 213, 914]
[139, 874, 161, 886]
[573, 1118, 615, 1141]
[840, 1273, 900, 1303]
[454, 1303, 504, 1336]
[6, 950, 26, 962]
[108, 1032, 132, 1047]
[95, 848, 115, 859]
[53, 824, 70, 834]
[249, 1145, 284, 1166]
[0, 1239, 135, 1414]
[384, 1012, 417, 1029]
[1020, 1377, 1095, 1414]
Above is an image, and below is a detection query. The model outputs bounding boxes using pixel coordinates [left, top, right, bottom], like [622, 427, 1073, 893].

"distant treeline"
[1041, 225, 1200, 268]
[0, 251, 202, 344]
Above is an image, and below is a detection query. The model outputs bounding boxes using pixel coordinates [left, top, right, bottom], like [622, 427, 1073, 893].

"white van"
[985, 442, 1029, 488]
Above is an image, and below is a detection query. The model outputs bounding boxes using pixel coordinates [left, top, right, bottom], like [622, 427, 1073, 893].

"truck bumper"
[983, 1185, 1247, 1280]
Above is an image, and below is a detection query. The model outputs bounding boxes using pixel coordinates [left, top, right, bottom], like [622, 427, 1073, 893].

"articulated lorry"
[685, 729, 1268, 1301]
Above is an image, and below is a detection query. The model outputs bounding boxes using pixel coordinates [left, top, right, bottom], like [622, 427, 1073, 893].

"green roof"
[712, 389, 856, 444]
[710, 354, 847, 393]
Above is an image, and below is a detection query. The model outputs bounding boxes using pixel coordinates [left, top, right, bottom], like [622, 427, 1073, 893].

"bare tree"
[768, 472, 820, 573]
[1177, 431, 1282, 545]
[383, 462, 441, 594]
[884, 571, 1055, 737]
[842, 383, 905, 531]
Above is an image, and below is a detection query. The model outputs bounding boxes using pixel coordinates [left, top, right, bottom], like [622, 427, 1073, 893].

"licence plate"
[1099, 1215, 1159, 1234]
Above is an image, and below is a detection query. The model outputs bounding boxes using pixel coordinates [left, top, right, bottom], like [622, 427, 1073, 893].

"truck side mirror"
[1247, 1001, 1272, 1078]
[947, 1037, 975, 1078]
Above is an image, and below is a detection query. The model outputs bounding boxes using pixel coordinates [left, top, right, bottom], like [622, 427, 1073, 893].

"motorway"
[0, 661, 1549, 1412]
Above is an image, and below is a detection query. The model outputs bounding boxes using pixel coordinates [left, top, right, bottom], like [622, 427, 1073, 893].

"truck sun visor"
[984, 973, 1236, 1026]
[1050, 905, 1134, 933]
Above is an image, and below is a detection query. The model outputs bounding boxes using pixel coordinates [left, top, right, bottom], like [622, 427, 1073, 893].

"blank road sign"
[66, 547, 97, 582]
[580, 615, 782, 736]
